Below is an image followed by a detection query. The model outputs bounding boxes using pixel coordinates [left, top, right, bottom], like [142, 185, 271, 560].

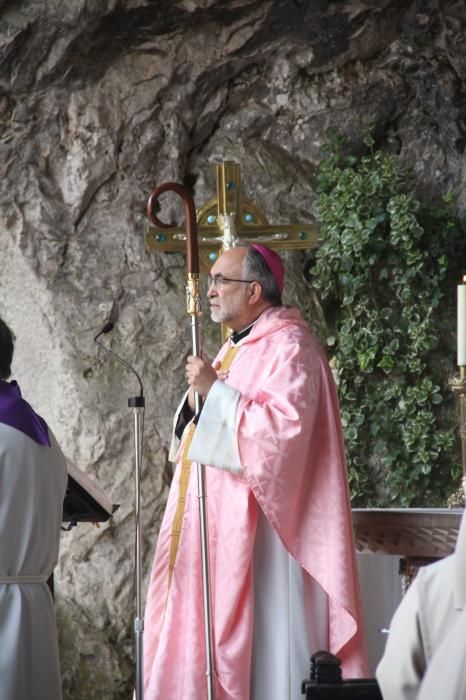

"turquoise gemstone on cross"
[156, 233, 167, 242]
[207, 214, 216, 224]
[226, 181, 235, 190]
[298, 231, 308, 240]
[244, 213, 254, 223]
[209, 252, 218, 261]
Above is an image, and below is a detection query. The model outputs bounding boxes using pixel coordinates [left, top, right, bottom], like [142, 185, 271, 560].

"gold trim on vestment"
[166, 344, 241, 593]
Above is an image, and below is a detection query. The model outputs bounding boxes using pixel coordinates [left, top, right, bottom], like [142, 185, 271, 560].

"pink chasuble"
[143, 305, 369, 700]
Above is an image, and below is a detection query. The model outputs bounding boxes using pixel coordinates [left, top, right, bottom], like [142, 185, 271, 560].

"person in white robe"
[0, 316, 68, 700]
[376, 503, 466, 700]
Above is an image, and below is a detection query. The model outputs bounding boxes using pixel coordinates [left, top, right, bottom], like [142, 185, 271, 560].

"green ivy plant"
[311, 130, 466, 507]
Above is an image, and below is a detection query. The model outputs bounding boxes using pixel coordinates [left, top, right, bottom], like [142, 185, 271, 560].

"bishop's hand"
[186, 355, 220, 405]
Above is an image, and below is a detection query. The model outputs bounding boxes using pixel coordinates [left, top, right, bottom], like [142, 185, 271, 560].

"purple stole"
[0, 379, 50, 446]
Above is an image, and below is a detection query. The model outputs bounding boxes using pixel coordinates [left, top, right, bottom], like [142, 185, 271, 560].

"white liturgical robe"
[377, 508, 466, 700]
[0, 421, 67, 700]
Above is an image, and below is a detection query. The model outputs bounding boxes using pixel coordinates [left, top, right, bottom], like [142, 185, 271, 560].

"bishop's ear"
[248, 280, 263, 304]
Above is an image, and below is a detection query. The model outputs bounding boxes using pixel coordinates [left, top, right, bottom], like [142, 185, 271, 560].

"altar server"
[0, 316, 67, 700]
[377, 505, 466, 699]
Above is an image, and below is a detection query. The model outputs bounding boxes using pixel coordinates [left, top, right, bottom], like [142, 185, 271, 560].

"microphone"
[94, 322, 144, 400]
[99, 321, 114, 335]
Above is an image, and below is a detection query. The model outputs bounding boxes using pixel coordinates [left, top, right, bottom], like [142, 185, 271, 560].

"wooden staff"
[147, 183, 216, 700]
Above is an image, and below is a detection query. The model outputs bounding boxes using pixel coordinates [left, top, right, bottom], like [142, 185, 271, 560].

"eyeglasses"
[207, 273, 255, 288]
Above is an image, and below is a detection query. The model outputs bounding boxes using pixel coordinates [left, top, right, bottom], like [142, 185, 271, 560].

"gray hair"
[241, 245, 282, 306]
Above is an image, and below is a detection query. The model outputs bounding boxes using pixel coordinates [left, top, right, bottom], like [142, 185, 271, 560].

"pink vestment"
[143, 305, 368, 699]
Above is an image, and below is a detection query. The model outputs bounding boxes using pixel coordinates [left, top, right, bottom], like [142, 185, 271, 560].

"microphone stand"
[94, 324, 145, 700]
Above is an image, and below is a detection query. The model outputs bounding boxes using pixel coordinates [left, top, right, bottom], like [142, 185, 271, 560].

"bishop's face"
[207, 248, 252, 330]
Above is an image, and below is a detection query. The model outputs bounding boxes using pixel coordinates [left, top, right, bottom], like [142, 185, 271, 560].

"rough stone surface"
[1, 0, 466, 696]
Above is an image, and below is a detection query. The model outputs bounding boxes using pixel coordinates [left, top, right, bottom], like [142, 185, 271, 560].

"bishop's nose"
[207, 278, 217, 296]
